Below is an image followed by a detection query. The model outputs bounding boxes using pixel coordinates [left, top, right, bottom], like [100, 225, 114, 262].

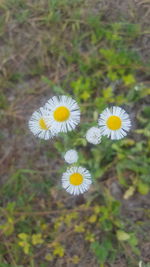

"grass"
[0, 0, 150, 266]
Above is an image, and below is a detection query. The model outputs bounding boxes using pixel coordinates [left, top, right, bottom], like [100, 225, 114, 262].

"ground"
[0, 0, 150, 266]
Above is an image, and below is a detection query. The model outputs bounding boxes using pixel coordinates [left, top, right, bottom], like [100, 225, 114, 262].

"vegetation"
[0, 0, 150, 266]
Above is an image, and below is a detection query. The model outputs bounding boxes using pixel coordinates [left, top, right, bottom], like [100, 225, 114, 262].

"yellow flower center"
[54, 106, 70, 122]
[107, 115, 122, 130]
[70, 173, 83, 186]
[39, 118, 49, 130]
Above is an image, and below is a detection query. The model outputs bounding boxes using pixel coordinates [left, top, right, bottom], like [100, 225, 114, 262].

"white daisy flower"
[44, 95, 80, 133]
[98, 106, 131, 140]
[28, 107, 56, 140]
[86, 127, 102, 145]
[62, 166, 92, 195]
[64, 149, 78, 164]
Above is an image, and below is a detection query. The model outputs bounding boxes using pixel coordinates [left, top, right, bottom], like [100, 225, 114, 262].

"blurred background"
[0, 0, 150, 266]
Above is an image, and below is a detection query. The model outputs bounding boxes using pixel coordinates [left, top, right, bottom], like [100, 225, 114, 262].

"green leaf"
[137, 182, 149, 195]
[91, 242, 108, 263]
[91, 239, 112, 263]
[123, 186, 135, 199]
[102, 87, 114, 102]
[123, 74, 136, 85]
[116, 230, 130, 241]
[32, 233, 44, 245]
[18, 233, 29, 241]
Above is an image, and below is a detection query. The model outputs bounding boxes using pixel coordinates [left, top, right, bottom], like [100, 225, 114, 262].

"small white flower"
[28, 107, 56, 140]
[98, 106, 131, 140]
[62, 166, 92, 195]
[64, 149, 78, 164]
[44, 95, 80, 133]
[86, 127, 102, 145]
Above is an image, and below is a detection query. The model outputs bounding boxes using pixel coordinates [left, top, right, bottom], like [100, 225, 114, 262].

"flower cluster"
[28, 95, 80, 139]
[29, 95, 131, 196]
[86, 106, 131, 144]
[62, 150, 92, 195]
